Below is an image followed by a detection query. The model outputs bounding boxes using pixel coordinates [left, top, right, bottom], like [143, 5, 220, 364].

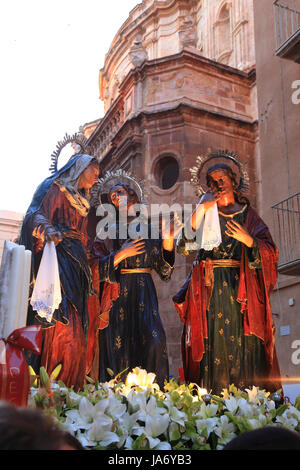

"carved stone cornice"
[86, 48, 257, 164]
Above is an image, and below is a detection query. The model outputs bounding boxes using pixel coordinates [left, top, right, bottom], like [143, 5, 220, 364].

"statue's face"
[109, 184, 130, 210]
[207, 169, 235, 197]
[78, 163, 99, 190]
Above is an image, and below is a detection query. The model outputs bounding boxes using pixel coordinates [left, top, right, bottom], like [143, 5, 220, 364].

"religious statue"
[88, 171, 182, 389]
[173, 150, 281, 394]
[20, 134, 100, 390]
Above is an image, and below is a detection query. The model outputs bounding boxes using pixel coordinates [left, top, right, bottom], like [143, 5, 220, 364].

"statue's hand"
[225, 220, 254, 248]
[200, 190, 220, 212]
[44, 227, 63, 246]
[119, 238, 146, 259]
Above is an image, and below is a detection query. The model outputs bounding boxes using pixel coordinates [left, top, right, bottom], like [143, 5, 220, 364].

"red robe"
[27, 183, 91, 390]
[173, 206, 282, 391]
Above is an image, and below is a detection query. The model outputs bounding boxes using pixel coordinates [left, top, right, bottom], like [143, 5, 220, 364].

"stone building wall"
[253, 0, 300, 394]
[0, 211, 23, 261]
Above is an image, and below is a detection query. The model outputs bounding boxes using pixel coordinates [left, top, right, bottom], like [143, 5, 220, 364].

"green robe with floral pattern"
[176, 204, 269, 395]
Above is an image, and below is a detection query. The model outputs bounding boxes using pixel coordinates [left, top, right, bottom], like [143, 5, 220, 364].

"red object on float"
[0, 326, 42, 406]
[178, 367, 185, 382]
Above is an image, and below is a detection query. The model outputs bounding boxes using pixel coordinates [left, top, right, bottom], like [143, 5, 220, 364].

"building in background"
[0, 211, 23, 260]
[253, 0, 300, 393]
[82, 0, 300, 387]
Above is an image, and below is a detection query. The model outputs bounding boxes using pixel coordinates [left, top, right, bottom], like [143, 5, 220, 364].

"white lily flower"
[247, 414, 268, 430]
[117, 411, 140, 448]
[224, 396, 254, 417]
[195, 417, 219, 437]
[106, 395, 127, 419]
[119, 384, 134, 397]
[145, 413, 170, 437]
[125, 367, 160, 391]
[275, 406, 300, 430]
[154, 441, 172, 450]
[68, 391, 82, 406]
[79, 396, 96, 422]
[75, 430, 95, 448]
[64, 396, 100, 431]
[223, 395, 239, 414]
[88, 414, 120, 447]
[130, 392, 167, 423]
[214, 415, 236, 445]
[196, 402, 219, 419]
[237, 398, 256, 417]
[168, 422, 181, 441]
[126, 389, 148, 414]
[59, 416, 78, 435]
[245, 386, 260, 403]
[100, 381, 115, 391]
[132, 413, 170, 449]
[146, 436, 162, 449]
[124, 436, 134, 449]
[284, 405, 300, 420]
[275, 414, 299, 429]
[94, 398, 109, 414]
[169, 405, 187, 427]
[64, 409, 92, 431]
[163, 395, 187, 426]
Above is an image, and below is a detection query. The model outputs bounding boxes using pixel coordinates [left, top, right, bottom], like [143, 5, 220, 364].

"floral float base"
[28, 367, 300, 450]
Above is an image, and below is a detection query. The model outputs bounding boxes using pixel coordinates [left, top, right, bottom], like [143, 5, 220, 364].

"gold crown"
[190, 149, 250, 197]
[90, 169, 147, 207]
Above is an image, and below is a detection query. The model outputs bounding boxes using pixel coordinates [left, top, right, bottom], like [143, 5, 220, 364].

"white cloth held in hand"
[182, 199, 222, 252]
[30, 241, 62, 323]
[201, 202, 222, 251]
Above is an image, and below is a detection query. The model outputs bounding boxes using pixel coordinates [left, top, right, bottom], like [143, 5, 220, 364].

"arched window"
[214, 3, 231, 63]
[154, 156, 179, 190]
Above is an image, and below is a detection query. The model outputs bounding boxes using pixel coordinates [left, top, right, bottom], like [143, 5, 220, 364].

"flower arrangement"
[28, 367, 300, 450]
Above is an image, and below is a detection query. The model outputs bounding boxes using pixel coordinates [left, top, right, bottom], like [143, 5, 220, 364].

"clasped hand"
[225, 220, 254, 247]
[44, 227, 63, 246]
[114, 238, 146, 267]
[33, 225, 63, 246]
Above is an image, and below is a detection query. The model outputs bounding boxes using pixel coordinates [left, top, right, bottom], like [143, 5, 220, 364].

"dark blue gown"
[93, 225, 174, 389]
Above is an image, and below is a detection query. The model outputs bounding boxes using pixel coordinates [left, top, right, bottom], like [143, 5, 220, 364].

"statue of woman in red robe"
[20, 151, 100, 390]
[173, 151, 281, 394]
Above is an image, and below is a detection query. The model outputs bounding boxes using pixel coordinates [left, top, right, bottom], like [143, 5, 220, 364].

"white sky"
[0, 0, 141, 214]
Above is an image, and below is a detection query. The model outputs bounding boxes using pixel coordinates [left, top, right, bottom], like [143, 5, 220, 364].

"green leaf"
[211, 395, 225, 406]
[209, 432, 219, 450]
[132, 434, 149, 450]
[183, 422, 197, 438]
[39, 366, 50, 388]
[170, 429, 181, 442]
[294, 395, 300, 411]
[85, 375, 95, 384]
[57, 380, 67, 388]
[229, 384, 238, 395]
[171, 391, 180, 402]
[106, 368, 115, 377]
[275, 404, 289, 416]
[114, 367, 129, 382]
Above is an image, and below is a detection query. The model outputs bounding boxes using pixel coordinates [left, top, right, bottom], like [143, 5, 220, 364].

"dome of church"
[99, 0, 255, 113]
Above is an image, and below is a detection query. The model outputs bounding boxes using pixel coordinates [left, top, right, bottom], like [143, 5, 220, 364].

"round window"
[154, 156, 179, 190]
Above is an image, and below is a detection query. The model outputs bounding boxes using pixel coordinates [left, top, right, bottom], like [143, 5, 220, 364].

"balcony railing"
[272, 192, 300, 275]
[274, 0, 300, 62]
